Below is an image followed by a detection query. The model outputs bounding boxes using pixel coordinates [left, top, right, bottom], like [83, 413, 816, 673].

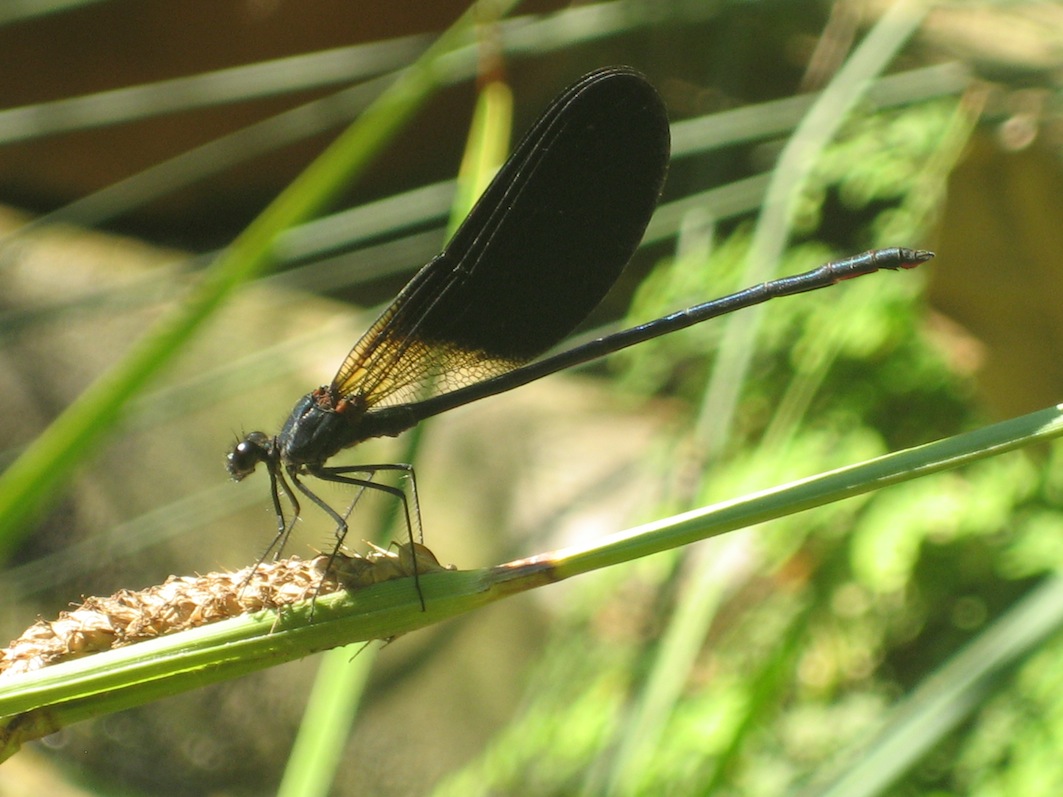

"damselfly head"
[227, 431, 273, 481]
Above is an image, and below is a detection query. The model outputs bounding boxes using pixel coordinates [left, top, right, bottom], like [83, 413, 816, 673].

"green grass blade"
[3, 402, 1061, 757]
[561, 404, 1063, 579]
[276, 642, 376, 797]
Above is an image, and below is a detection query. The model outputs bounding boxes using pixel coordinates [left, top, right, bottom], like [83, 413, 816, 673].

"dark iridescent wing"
[330, 66, 670, 407]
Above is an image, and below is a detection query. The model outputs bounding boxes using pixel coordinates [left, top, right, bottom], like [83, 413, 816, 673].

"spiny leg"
[321, 463, 423, 542]
[307, 462, 425, 610]
[240, 464, 301, 594]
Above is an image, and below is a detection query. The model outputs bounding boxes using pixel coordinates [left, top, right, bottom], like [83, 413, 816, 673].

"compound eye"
[227, 433, 271, 480]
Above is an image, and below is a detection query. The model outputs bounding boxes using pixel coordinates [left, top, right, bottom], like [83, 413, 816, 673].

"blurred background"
[3, 1, 1063, 795]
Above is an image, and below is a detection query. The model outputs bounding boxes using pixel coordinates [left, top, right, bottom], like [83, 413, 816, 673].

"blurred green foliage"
[433, 88, 1063, 797]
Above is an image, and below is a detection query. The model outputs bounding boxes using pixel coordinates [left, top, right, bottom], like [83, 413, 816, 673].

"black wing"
[331, 66, 670, 407]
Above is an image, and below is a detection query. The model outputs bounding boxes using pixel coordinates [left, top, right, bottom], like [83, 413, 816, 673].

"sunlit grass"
[3, 2, 1063, 797]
